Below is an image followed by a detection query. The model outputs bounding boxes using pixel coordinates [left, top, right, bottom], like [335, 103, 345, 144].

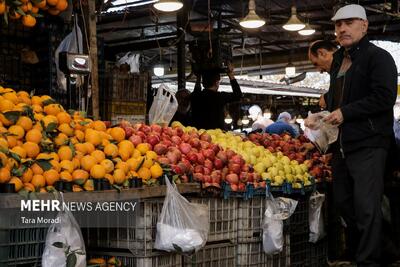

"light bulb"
[153, 0, 183, 12]
[224, 114, 233, 124]
[239, 0, 265, 29]
[283, 6, 305, 31]
[241, 115, 250, 125]
[298, 24, 315, 36]
[153, 65, 165, 77]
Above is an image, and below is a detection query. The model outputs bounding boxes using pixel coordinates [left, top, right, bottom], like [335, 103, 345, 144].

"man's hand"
[319, 94, 327, 109]
[226, 62, 235, 80]
[323, 109, 343, 125]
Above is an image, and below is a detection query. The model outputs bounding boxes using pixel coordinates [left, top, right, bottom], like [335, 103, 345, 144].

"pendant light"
[224, 114, 233, 124]
[239, 0, 265, 29]
[263, 109, 272, 119]
[283, 6, 305, 31]
[153, 0, 183, 12]
[153, 65, 165, 77]
[298, 23, 315, 36]
[241, 115, 250, 125]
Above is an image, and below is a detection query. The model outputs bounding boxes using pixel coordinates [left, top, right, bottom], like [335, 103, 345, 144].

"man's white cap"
[331, 4, 367, 21]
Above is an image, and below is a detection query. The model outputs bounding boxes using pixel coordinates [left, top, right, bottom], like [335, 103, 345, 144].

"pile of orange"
[0, 85, 163, 193]
[0, 0, 68, 28]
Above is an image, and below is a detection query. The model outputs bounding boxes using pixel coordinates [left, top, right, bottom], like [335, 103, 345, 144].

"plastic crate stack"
[0, 226, 48, 266]
[100, 68, 148, 124]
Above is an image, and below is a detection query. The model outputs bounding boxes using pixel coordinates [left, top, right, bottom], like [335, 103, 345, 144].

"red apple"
[124, 127, 134, 138]
[154, 144, 168, 155]
[179, 143, 192, 155]
[203, 175, 212, 183]
[157, 157, 170, 165]
[171, 136, 182, 145]
[204, 159, 213, 170]
[238, 183, 246, 191]
[216, 151, 228, 164]
[187, 152, 198, 163]
[146, 134, 160, 147]
[231, 155, 243, 165]
[193, 173, 204, 182]
[214, 158, 223, 170]
[230, 184, 238, 192]
[161, 140, 172, 148]
[139, 124, 151, 134]
[200, 141, 210, 150]
[181, 133, 190, 143]
[150, 124, 162, 134]
[228, 163, 241, 175]
[226, 173, 239, 184]
[204, 167, 211, 175]
[189, 138, 200, 149]
[226, 149, 236, 159]
[194, 165, 204, 174]
[200, 133, 212, 142]
[129, 135, 142, 146]
[196, 153, 205, 165]
[171, 165, 183, 174]
[239, 172, 248, 183]
[175, 127, 184, 137]
[202, 149, 215, 161]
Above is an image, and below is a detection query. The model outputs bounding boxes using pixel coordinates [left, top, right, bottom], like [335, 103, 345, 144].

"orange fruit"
[90, 164, 106, 179]
[81, 155, 97, 171]
[0, 114, 12, 127]
[69, 137, 78, 145]
[0, 168, 11, 183]
[58, 123, 74, 136]
[104, 174, 114, 184]
[146, 151, 158, 160]
[138, 167, 151, 180]
[85, 129, 102, 146]
[150, 163, 163, 179]
[34, 0, 46, 9]
[50, 160, 61, 172]
[9, 177, 23, 192]
[43, 169, 59, 186]
[126, 157, 141, 171]
[22, 142, 40, 158]
[31, 163, 44, 175]
[31, 96, 42, 105]
[131, 149, 141, 159]
[0, 1, 5, 15]
[60, 160, 74, 173]
[24, 182, 35, 192]
[142, 157, 153, 169]
[31, 6, 39, 14]
[9, 11, 21, 20]
[8, 125, 25, 140]
[55, 133, 69, 146]
[0, 152, 7, 166]
[25, 129, 42, 144]
[113, 169, 126, 185]
[60, 171, 72, 182]
[100, 159, 114, 173]
[58, 146, 73, 161]
[44, 103, 62, 116]
[31, 174, 45, 188]
[6, 136, 18, 148]
[3, 92, 18, 104]
[22, 15, 36, 27]
[47, 0, 58, 6]
[92, 121, 106, 132]
[36, 153, 51, 160]
[91, 150, 105, 163]
[115, 162, 130, 174]
[0, 99, 14, 112]
[49, 152, 60, 162]
[110, 127, 125, 142]
[104, 143, 118, 158]
[16, 116, 33, 131]
[74, 143, 86, 154]
[11, 146, 27, 159]
[72, 157, 80, 169]
[72, 169, 89, 185]
[118, 147, 131, 161]
[74, 130, 85, 142]
[55, 0, 67, 11]
[21, 168, 33, 183]
[56, 111, 71, 124]
[118, 140, 134, 150]
[41, 115, 58, 128]
[21, 2, 33, 12]
[136, 143, 150, 155]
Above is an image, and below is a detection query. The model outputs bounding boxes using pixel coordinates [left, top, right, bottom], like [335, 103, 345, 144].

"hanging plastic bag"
[148, 84, 178, 125]
[42, 192, 86, 267]
[54, 16, 83, 91]
[155, 177, 209, 253]
[263, 193, 298, 255]
[116, 52, 140, 73]
[304, 111, 339, 154]
[309, 191, 326, 243]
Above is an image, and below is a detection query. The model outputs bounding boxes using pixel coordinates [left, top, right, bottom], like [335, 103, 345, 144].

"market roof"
[97, 0, 400, 77]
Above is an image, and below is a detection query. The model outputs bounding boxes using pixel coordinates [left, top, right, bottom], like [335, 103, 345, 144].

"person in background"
[191, 63, 242, 130]
[248, 105, 274, 132]
[315, 4, 398, 266]
[171, 89, 192, 126]
[265, 112, 298, 137]
[308, 40, 338, 109]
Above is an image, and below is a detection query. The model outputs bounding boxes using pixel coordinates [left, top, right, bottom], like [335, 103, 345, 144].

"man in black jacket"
[191, 63, 242, 130]
[322, 4, 398, 266]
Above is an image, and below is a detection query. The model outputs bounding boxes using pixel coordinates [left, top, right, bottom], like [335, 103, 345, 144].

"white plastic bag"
[148, 84, 178, 125]
[54, 16, 83, 91]
[309, 191, 326, 243]
[304, 111, 339, 154]
[155, 177, 209, 253]
[42, 193, 86, 267]
[116, 52, 140, 73]
[263, 194, 298, 255]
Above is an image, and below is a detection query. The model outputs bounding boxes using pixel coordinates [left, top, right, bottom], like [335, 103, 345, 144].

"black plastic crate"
[284, 195, 310, 235]
[183, 242, 235, 267]
[288, 232, 309, 267]
[0, 227, 47, 265]
[306, 237, 328, 267]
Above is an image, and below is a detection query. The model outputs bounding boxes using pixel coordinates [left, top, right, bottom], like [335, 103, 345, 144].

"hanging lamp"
[240, 0, 265, 29]
[283, 6, 305, 31]
[153, 0, 183, 12]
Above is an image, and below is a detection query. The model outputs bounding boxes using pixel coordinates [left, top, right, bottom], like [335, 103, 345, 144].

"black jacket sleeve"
[341, 50, 398, 121]
[219, 78, 243, 104]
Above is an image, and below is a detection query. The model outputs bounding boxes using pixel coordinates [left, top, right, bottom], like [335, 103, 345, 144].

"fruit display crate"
[237, 193, 311, 243]
[306, 237, 328, 267]
[288, 232, 309, 267]
[189, 197, 238, 243]
[88, 250, 182, 267]
[183, 242, 235, 267]
[83, 198, 165, 257]
[0, 227, 47, 266]
[236, 239, 289, 267]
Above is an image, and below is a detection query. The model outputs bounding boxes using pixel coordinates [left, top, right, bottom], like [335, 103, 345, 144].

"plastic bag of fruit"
[304, 111, 338, 154]
[309, 191, 326, 243]
[42, 193, 86, 267]
[155, 176, 209, 253]
[263, 193, 298, 255]
[149, 84, 178, 125]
